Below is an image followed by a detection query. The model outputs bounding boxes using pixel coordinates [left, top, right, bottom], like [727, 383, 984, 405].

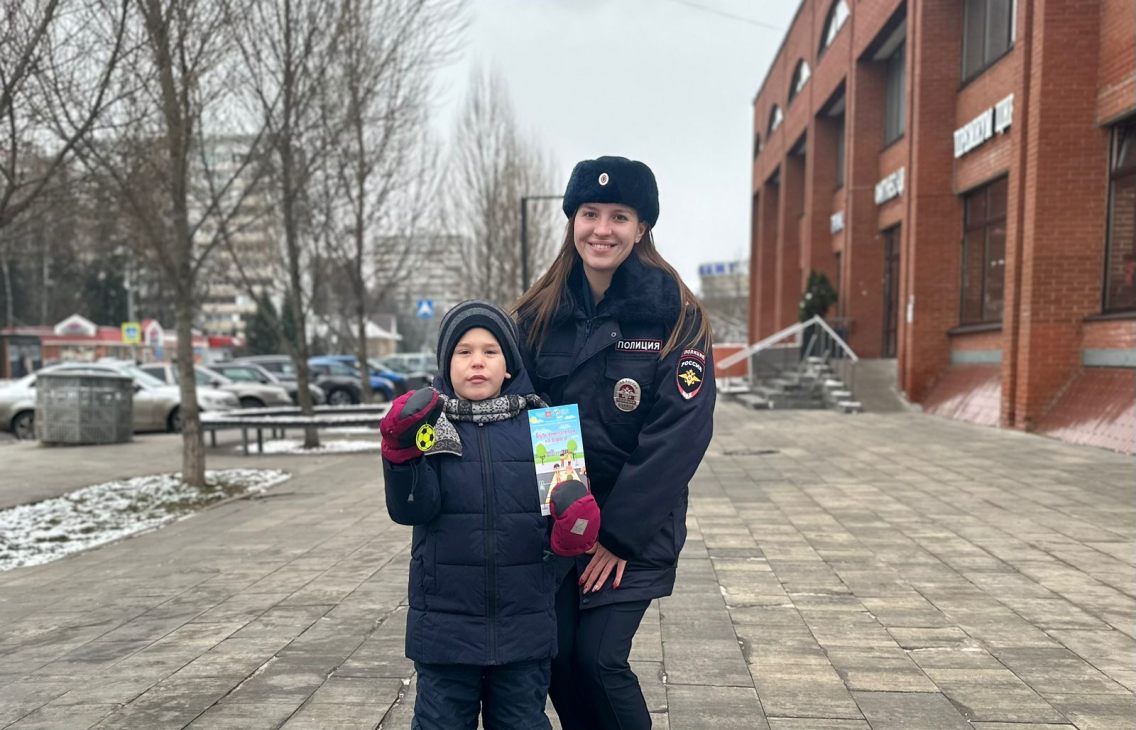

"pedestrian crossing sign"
[416, 299, 434, 319]
[121, 322, 142, 344]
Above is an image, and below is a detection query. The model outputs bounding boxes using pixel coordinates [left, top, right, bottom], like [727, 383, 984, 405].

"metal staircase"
[717, 316, 862, 414]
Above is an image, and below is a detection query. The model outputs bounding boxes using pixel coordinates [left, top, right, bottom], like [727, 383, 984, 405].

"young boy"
[380, 300, 598, 730]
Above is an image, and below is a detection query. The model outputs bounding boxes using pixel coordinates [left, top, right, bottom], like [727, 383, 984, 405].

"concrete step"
[844, 358, 915, 413]
[717, 379, 752, 394]
[735, 393, 772, 410]
[837, 401, 863, 414]
[764, 392, 827, 408]
[757, 386, 824, 403]
[767, 398, 827, 410]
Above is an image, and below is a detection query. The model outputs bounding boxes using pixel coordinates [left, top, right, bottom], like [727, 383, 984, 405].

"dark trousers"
[412, 659, 552, 730]
[549, 565, 652, 730]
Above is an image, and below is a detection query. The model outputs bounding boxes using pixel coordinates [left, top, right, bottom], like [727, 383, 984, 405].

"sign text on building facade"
[953, 94, 1014, 158]
[875, 167, 905, 206]
[698, 261, 747, 278]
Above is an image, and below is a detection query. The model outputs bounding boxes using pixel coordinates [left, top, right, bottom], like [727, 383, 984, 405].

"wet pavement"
[0, 404, 1132, 729]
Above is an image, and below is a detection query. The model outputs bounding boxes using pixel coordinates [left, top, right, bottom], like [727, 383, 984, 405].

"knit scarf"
[442, 393, 546, 422]
[425, 393, 548, 458]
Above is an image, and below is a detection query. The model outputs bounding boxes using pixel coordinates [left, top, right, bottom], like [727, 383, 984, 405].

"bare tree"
[325, 0, 463, 400]
[66, 0, 266, 486]
[226, 0, 347, 448]
[449, 67, 558, 306]
[0, 0, 129, 324]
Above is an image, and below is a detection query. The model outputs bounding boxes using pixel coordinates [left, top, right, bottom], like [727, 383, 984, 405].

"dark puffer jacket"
[520, 256, 716, 610]
[382, 369, 556, 666]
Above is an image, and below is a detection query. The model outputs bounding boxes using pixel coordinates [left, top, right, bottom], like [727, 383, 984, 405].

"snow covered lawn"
[237, 439, 381, 455]
[0, 469, 289, 572]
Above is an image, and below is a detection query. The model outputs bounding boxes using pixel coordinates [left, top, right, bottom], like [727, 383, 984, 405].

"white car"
[0, 362, 238, 440]
[139, 362, 292, 409]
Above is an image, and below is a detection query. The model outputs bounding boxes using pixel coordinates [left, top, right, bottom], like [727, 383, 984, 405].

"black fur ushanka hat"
[562, 156, 659, 227]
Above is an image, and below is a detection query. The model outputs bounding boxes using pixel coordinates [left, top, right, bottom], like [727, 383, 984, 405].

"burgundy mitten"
[549, 478, 601, 557]
[380, 388, 443, 463]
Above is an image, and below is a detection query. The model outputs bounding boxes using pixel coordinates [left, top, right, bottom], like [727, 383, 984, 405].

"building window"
[960, 177, 1008, 324]
[819, 0, 850, 55]
[753, 133, 761, 159]
[884, 42, 906, 145]
[768, 105, 783, 135]
[1105, 119, 1136, 312]
[962, 0, 1014, 82]
[789, 61, 811, 104]
[835, 115, 846, 188]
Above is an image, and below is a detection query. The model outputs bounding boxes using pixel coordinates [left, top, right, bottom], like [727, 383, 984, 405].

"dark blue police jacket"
[382, 369, 556, 666]
[520, 256, 716, 610]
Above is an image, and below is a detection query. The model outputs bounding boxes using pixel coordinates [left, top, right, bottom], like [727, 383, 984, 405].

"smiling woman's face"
[573, 203, 647, 279]
[449, 327, 508, 401]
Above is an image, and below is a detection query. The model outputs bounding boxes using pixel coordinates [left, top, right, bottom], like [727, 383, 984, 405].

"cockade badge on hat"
[598, 172, 610, 186]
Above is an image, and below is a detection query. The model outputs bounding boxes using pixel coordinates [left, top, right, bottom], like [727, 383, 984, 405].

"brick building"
[750, 0, 1136, 452]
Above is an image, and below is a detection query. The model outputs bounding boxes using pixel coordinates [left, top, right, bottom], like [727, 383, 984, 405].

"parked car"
[0, 362, 238, 439]
[139, 362, 292, 409]
[0, 375, 38, 439]
[308, 357, 395, 403]
[323, 355, 410, 396]
[234, 355, 367, 407]
[206, 362, 326, 406]
[381, 352, 436, 373]
[373, 353, 436, 390]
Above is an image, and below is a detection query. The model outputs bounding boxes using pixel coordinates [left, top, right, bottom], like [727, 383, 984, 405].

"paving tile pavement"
[0, 404, 1132, 729]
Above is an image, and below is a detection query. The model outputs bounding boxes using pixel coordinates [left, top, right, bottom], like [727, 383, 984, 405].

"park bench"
[201, 404, 390, 455]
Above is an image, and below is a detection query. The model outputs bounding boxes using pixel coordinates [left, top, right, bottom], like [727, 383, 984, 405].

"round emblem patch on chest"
[613, 378, 641, 412]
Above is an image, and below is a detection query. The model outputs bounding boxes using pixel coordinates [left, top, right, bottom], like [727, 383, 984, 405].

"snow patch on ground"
[0, 469, 289, 572]
[237, 439, 381, 455]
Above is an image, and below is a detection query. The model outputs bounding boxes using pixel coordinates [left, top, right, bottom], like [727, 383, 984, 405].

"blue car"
[324, 355, 410, 396]
[308, 357, 396, 402]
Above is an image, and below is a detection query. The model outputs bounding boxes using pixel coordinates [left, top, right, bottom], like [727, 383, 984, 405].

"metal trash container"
[36, 370, 133, 445]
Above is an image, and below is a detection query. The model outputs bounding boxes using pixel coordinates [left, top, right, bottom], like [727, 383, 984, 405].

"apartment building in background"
[194, 136, 278, 339]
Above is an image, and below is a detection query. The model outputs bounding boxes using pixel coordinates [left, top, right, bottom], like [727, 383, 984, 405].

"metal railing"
[718, 315, 859, 396]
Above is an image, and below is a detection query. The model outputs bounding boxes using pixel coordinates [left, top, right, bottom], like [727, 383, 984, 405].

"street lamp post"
[520, 195, 564, 294]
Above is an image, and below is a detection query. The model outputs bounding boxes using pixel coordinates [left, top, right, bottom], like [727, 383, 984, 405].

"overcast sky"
[431, 0, 800, 294]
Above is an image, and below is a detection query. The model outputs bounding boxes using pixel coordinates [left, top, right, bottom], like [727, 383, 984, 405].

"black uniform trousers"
[412, 659, 553, 730]
[549, 565, 653, 730]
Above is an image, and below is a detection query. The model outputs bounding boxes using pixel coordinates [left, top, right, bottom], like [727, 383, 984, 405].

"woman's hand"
[579, 542, 627, 593]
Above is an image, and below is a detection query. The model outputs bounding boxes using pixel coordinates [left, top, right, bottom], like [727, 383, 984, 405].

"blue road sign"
[416, 299, 434, 319]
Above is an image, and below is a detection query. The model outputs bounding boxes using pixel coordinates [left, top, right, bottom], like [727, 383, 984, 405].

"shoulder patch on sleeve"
[676, 348, 707, 400]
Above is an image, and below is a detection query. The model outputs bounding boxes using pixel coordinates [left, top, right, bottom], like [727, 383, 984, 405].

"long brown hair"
[512, 219, 713, 358]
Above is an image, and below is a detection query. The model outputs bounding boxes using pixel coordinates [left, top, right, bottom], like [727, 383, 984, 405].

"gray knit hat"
[437, 300, 524, 391]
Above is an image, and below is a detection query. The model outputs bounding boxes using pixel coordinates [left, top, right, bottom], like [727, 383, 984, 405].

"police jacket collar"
[561, 255, 682, 327]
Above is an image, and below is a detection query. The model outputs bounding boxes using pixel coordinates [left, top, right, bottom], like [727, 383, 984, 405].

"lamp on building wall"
[520, 195, 564, 293]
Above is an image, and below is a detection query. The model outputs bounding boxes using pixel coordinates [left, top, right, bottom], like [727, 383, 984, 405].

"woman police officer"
[514, 156, 716, 730]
